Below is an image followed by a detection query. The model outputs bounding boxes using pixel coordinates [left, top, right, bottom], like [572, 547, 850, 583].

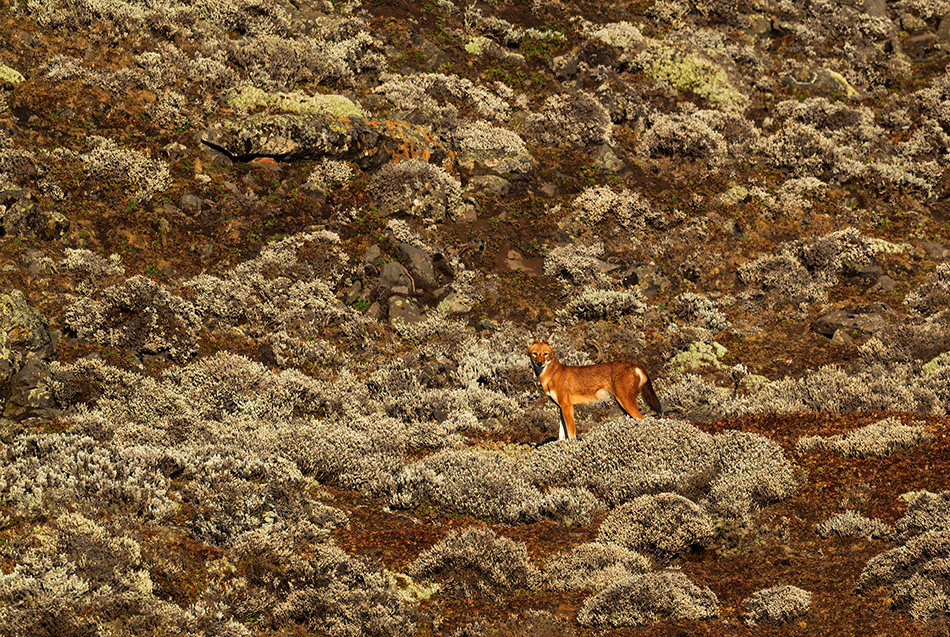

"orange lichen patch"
[359, 118, 455, 170]
[249, 156, 279, 167]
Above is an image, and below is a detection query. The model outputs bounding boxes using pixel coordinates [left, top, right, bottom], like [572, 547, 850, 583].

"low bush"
[408, 527, 541, 599]
[597, 493, 714, 559]
[543, 542, 651, 591]
[577, 571, 719, 627]
[743, 585, 813, 627]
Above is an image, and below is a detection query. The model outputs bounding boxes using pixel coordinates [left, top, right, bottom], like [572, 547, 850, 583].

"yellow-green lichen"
[922, 351, 950, 376]
[669, 340, 728, 375]
[228, 86, 365, 118]
[465, 36, 492, 56]
[0, 65, 25, 85]
[386, 571, 441, 603]
[641, 48, 746, 110]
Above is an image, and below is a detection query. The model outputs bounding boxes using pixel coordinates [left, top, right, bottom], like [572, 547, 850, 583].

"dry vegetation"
[1, 0, 950, 634]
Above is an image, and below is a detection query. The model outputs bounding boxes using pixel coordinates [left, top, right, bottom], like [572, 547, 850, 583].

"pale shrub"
[597, 493, 714, 559]
[543, 542, 651, 591]
[65, 275, 200, 362]
[577, 571, 719, 627]
[797, 417, 934, 458]
[743, 585, 813, 627]
[408, 527, 542, 599]
[819, 510, 894, 540]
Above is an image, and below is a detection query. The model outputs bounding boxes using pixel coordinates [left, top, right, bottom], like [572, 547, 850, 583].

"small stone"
[467, 175, 510, 195]
[831, 329, 853, 346]
[388, 296, 422, 324]
[870, 275, 898, 293]
[180, 193, 202, 214]
[380, 261, 414, 291]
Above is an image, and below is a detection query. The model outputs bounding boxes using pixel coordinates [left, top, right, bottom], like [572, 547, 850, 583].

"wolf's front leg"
[558, 410, 568, 441]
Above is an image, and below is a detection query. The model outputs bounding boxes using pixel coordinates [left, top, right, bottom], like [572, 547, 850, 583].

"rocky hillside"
[1, 0, 950, 634]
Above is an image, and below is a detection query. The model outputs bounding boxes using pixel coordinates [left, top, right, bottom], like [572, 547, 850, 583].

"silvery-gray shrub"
[527, 91, 612, 146]
[571, 185, 653, 231]
[906, 263, 950, 316]
[543, 242, 612, 288]
[227, 521, 414, 635]
[369, 159, 464, 222]
[0, 434, 176, 521]
[80, 136, 170, 201]
[743, 585, 813, 627]
[391, 448, 601, 524]
[597, 493, 714, 559]
[572, 417, 717, 506]
[896, 491, 950, 542]
[577, 571, 719, 627]
[703, 430, 797, 520]
[818, 510, 894, 540]
[287, 414, 406, 496]
[543, 542, 651, 591]
[757, 121, 844, 179]
[562, 287, 646, 321]
[857, 490, 950, 623]
[673, 291, 729, 332]
[408, 526, 541, 599]
[797, 417, 934, 458]
[374, 72, 512, 124]
[638, 110, 728, 167]
[65, 275, 199, 362]
[0, 512, 228, 637]
[738, 250, 827, 304]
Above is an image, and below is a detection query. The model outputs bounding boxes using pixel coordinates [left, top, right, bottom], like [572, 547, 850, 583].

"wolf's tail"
[641, 374, 663, 415]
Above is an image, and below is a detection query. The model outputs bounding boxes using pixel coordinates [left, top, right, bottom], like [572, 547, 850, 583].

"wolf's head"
[528, 340, 554, 376]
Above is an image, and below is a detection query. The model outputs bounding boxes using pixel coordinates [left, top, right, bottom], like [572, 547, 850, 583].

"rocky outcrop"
[0, 291, 57, 420]
[202, 112, 451, 168]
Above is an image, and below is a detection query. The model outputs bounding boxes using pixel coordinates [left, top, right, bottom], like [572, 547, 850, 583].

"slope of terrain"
[1, 0, 949, 634]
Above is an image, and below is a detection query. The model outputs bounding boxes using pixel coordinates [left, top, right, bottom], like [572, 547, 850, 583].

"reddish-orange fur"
[529, 340, 662, 441]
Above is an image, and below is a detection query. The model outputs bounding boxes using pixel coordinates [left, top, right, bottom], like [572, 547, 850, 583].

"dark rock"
[399, 243, 440, 290]
[257, 343, 278, 367]
[812, 307, 887, 338]
[622, 263, 670, 298]
[860, 0, 888, 18]
[345, 280, 363, 306]
[0, 290, 53, 364]
[412, 35, 451, 70]
[721, 218, 743, 237]
[380, 261, 414, 291]
[0, 189, 68, 240]
[364, 244, 383, 267]
[4, 356, 56, 419]
[869, 275, 898, 292]
[746, 14, 772, 37]
[782, 67, 858, 98]
[939, 14, 950, 42]
[842, 259, 884, 280]
[592, 144, 625, 174]
[1, 292, 55, 420]
[467, 175, 510, 195]
[162, 142, 188, 161]
[903, 33, 942, 59]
